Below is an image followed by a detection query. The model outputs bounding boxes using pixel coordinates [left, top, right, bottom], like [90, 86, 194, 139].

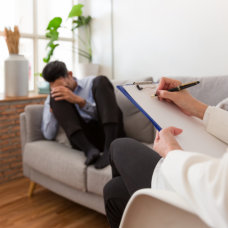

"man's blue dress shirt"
[41, 76, 97, 140]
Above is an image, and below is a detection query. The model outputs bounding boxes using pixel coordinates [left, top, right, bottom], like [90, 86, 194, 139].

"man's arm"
[51, 86, 97, 119]
[41, 95, 59, 140]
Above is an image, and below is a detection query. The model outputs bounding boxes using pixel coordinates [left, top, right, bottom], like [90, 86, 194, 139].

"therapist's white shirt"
[152, 106, 228, 228]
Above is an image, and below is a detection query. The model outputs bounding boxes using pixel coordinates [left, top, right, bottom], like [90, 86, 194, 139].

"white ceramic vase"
[77, 63, 100, 78]
[4, 54, 29, 97]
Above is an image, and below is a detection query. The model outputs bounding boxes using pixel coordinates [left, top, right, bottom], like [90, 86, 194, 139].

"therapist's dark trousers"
[50, 76, 125, 151]
[104, 138, 161, 228]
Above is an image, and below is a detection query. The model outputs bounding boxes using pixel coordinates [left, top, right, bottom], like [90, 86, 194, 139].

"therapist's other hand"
[156, 77, 208, 119]
[153, 127, 183, 158]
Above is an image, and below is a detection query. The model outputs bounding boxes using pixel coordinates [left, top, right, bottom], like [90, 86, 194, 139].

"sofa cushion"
[23, 140, 87, 191]
[87, 166, 112, 196]
[113, 79, 155, 143]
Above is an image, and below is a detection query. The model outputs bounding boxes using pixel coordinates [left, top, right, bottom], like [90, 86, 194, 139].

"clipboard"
[117, 82, 227, 158]
[117, 84, 162, 131]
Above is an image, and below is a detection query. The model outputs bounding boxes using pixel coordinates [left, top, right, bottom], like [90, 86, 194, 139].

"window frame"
[0, 0, 76, 92]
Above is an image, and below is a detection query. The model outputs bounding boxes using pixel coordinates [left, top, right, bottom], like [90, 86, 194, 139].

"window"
[0, 0, 76, 93]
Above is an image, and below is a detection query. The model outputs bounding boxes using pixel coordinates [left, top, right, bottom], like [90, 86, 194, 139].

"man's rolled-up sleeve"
[80, 100, 97, 119]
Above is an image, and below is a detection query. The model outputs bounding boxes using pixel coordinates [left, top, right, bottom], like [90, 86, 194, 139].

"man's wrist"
[72, 94, 86, 108]
[78, 98, 86, 108]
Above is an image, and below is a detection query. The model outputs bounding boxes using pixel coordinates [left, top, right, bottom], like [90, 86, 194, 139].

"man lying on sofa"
[41, 61, 125, 169]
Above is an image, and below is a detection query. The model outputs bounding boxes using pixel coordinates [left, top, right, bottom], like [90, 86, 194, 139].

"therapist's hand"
[156, 77, 208, 119]
[153, 127, 183, 158]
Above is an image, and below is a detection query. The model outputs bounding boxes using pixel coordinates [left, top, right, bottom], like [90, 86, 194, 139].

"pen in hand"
[152, 81, 200, 97]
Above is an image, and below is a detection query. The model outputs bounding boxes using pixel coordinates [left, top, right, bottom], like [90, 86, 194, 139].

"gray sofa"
[20, 76, 228, 215]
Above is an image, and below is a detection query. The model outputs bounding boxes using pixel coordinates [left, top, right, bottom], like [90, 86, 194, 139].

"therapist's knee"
[110, 138, 138, 163]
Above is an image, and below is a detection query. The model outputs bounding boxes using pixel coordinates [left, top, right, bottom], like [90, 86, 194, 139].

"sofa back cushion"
[172, 76, 228, 106]
[112, 78, 155, 143]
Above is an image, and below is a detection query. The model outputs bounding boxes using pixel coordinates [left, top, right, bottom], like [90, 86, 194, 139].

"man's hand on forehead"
[51, 85, 86, 107]
[51, 85, 71, 92]
[51, 86, 70, 98]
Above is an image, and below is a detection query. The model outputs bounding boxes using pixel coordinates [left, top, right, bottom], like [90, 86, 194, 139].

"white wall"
[89, 0, 228, 80]
[86, 0, 113, 78]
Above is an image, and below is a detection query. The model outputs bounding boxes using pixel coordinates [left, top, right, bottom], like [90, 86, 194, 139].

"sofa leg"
[28, 181, 36, 197]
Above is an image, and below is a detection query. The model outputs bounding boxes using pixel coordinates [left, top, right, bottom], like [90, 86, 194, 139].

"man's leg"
[103, 138, 161, 227]
[81, 120, 105, 152]
[50, 97, 100, 165]
[92, 76, 125, 169]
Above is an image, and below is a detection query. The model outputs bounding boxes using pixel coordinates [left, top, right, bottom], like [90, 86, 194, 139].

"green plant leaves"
[43, 4, 93, 64]
[72, 16, 92, 30]
[43, 44, 59, 63]
[68, 4, 83, 18]
[47, 17, 62, 30]
[43, 17, 62, 63]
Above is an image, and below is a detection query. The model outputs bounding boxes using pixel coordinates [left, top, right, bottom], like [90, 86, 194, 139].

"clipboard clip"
[133, 81, 153, 91]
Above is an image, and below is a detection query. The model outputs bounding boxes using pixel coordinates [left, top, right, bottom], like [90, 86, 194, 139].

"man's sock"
[95, 124, 119, 169]
[70, 131, 100, 166]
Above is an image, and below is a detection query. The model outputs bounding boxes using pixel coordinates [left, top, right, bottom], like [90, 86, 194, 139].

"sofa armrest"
[120, 189, 209, 228]
[24, 105, 44, 143]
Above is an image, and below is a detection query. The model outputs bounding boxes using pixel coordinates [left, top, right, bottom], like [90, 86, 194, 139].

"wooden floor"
[0, 178, 109, 228]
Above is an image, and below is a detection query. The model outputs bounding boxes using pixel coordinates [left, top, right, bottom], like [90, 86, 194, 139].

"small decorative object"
[4, 26, 29, 97]
[37, 78, 50, 94]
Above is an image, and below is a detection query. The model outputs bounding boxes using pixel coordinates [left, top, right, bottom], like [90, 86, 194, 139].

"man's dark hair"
[42, 61, 68, 82]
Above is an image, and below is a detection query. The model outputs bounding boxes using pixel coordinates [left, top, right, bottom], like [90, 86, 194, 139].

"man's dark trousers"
[50, 75, 125, 152]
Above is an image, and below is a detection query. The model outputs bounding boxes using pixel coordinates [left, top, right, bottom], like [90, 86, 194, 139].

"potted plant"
[43, 4, 99, 78]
